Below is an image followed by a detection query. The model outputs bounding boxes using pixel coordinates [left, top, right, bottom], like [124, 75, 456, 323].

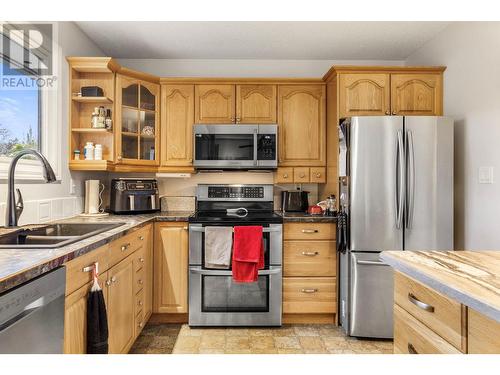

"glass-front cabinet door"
[116, 74, 159, 165]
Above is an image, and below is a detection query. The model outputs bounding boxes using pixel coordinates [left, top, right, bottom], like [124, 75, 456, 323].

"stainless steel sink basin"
[0, 222, 126, 249]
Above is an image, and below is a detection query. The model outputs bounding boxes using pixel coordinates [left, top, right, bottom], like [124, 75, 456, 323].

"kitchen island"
[381, 250, 500, 354]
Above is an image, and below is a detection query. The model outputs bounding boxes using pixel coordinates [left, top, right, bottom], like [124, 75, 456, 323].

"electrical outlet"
[69, 178, 77, 194]
[479, 166, 494, 184]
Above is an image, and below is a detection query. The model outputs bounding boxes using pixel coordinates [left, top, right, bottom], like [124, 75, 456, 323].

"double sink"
[0, 222, 125, 249]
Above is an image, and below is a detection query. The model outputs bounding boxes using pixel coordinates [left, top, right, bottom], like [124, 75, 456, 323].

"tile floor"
[130, 323, 393, 354]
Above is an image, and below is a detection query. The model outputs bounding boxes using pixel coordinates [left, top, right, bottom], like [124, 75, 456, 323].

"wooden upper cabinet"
[195, 84, 235, 123]
[338, 73, 390, 118]
[116, 74, 160, 165]
[278, 85, 326, 166]
[161, 85, 194, 166]
[391, 73, 443, 116]
[236, 84, 277, 123]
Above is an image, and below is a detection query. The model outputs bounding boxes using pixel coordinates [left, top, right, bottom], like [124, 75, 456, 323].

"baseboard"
[148, 313, 189, 324]
[283, 313, 337, 324]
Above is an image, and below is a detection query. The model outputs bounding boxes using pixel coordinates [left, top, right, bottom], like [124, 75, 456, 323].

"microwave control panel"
[257, 134, 276, 160]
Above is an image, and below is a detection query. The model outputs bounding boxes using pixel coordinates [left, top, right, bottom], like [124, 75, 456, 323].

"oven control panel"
[208, 186, 264, 199]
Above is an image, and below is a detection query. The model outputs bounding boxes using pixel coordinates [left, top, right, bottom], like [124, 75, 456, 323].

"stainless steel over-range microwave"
[193, 124, 278, 169]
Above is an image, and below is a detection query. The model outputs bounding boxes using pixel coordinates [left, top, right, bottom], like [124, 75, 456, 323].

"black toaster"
[110, 178, 160, 214]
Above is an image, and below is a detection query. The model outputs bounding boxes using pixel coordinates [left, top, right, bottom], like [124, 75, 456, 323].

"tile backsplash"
[0, 196, 83, 226]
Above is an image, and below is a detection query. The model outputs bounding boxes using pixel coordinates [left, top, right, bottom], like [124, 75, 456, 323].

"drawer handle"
[301, 288, 318, 294]
[408, 293, 435, 313]
[407, 343, 418, 354]
[301, 229, 318, 234]
[139, 257, 145, 263]
[121, 243, 131, 252]
[301, 251, 319, 256]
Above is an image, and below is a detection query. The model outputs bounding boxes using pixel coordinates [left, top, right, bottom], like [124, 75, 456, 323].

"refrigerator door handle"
[396, 130, 405, 229]
[406, 130, 415, 229]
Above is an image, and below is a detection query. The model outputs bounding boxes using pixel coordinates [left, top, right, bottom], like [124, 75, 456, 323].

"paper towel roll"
[85, 180, 102, 214]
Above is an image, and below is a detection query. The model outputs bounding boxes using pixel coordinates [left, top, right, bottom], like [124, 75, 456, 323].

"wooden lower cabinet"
[107, 255, 136, 354]
[468, 309, 500, 354]
[394, 304, 461, 354]
[393, 271, 500, 354]
[275, 167, 326, 184]
[63, 224, 153, 354]
[63, 273, 108, 354]
[153, 222, 189, 313]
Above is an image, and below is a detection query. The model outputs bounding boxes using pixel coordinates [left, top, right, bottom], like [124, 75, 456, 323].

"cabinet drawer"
[133, 247, 146, 273]
[135, 309, 145, 337]
[64, 244, 109, 296]
[109, 225, 149, 268]
[293, 167, 310, 183]
[283, 277, 336, 314]
[394, 272, 465, 351]
[394, 304, 462, 354]
[284, 223, 335, 240]
[310, 167, 326, 183]
[135, 289, 145, 317]
[468, 309, 500, 354]
[275, 167, 294, 184]
[134, 268, 145, 295]
[284, 241, 336, 277]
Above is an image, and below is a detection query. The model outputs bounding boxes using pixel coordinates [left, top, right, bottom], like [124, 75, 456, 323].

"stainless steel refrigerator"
[337, 116, 453, 339]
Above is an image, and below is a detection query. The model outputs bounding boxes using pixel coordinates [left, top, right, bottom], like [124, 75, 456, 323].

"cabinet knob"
[106, 280, 112, 286]
[138, 322, 144, 328]
[111, 276, 117, 284]
[299, 173, 305, 178]
[121, 243, 130, 252]
[283, 173, 288, 179]
[139, 235, 144, 241]
[138, 300, 143, 306]
[392, 111, 397, 115]
[236, 117, 241, 123]
[183, 226, 188, 230]
[117, 155, 122, 161]
[385, 111, 390, 115]
[139, 257, 145, 263]
[138, 279, 143, 285]
[230, 117, 235, 123]
[315, 173, 321, 178]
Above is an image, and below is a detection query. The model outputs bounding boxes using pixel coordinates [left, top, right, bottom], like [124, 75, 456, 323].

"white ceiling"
[76, 21, 450, 60]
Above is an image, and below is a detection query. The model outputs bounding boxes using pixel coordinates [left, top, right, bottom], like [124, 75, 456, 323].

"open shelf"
[69, 159, 113, 171]
[72, 96, 113, 104]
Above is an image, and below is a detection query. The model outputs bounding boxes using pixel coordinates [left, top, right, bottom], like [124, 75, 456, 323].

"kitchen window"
[0, 23, 61, 180]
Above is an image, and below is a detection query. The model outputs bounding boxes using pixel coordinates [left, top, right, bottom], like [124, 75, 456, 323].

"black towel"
[86, 283, 109, 354]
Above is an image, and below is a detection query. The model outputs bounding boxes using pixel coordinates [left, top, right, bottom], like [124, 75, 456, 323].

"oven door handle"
[190, 267, 281, 276]
[189, 226, 281, 233]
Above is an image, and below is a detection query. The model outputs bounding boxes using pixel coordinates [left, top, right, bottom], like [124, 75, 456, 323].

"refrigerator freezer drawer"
[349, 252, 394, 338]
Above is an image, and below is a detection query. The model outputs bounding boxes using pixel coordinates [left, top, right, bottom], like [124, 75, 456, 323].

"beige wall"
[406, 22, 500, 250]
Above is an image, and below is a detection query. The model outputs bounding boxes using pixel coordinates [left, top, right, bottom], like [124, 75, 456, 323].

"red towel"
[232, 226, 264, 282]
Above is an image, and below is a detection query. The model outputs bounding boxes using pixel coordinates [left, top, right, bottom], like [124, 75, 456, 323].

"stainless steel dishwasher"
[0, 267, 66, 353]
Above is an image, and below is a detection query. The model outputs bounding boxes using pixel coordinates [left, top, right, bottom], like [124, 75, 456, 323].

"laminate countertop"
[381, 250, 500, 323]
[0, 211, 193, 294]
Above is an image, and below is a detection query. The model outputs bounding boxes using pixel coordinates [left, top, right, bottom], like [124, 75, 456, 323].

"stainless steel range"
[188, 184, 283, 326]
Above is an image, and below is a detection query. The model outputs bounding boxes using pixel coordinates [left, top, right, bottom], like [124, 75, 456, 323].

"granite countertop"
[381, 250, 500, 323]
[0, 211, 193, 294]
[278, 212, 337, 223]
